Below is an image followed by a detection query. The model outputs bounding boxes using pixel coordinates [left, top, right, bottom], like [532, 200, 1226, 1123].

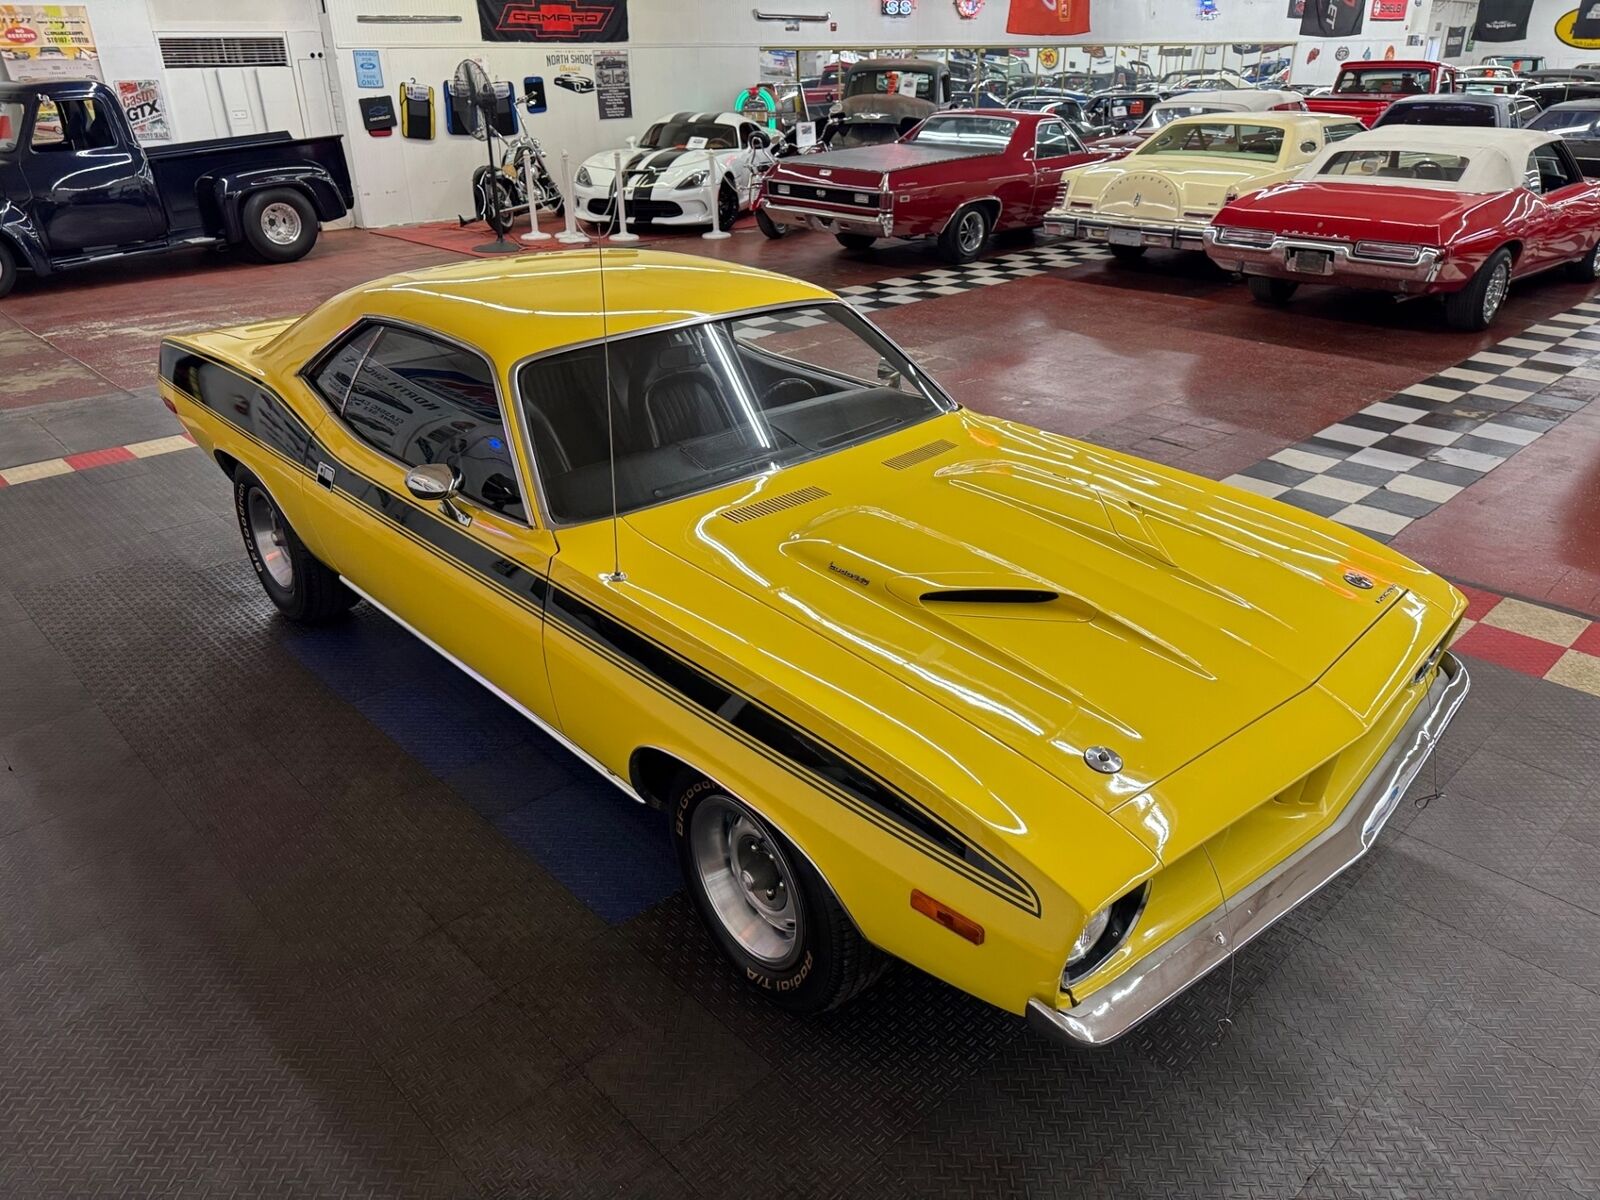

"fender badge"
[1084, 746, 1122, 774]
[1344, 571, 1375, 590]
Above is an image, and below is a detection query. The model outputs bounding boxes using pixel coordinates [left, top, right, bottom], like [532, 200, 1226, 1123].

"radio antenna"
[597, 240, 624, 583]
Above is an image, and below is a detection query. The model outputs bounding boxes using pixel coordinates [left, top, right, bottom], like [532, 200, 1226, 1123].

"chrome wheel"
[689, 795, 803, 968]
[957, 210, 985, 255]
[246, 487, 294, 589]
[1483, 260, 1510, 323]
[260, 201, 302, 246]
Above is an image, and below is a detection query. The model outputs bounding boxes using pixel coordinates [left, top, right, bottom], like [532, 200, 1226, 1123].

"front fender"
[0, 199, 52, 275]
[207, 165, 350, 243]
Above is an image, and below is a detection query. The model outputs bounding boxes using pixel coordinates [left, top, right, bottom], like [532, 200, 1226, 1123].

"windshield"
[1335, 68, 1433, 95]
[1320, 149, 1470, 182]
[1139, 121, 1285, 159]
[0, 100, 21, 153]
[1138, 103, 1227, 132]
[846, 69, 936, 100]
[639, 120, 738, 150]
[517, 304, 951, 524]
[1532, 107, 1600, 135]
[908, 114, 1014, 149]
[1380, 102, 1497, 127]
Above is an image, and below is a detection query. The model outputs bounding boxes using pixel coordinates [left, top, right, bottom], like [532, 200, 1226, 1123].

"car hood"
[580, 145, 718, 183]
[1070, 156, 1288, 217]
[627, 412, 1422, 815]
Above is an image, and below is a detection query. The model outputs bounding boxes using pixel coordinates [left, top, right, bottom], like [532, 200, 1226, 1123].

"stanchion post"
[520, 151, 552, 243]
[555, 151, 590, 245]
[702, 155, 731, 242]
[609, 150, 641, 245]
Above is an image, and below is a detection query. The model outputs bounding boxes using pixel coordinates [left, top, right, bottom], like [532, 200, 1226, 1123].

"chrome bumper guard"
[1204, 229, 1443, 287]
[1028, 652, 1470, 1047]
[1043, 214, 1208, 251]
[761, 202, 891, 237]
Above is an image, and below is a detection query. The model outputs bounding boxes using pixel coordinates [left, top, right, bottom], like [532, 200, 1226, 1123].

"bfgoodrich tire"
[240, 188, 319, 263]
[835, 232, 876, 252]
[671, 774, 886, 1013]
[0, 240, 17, 299]
[1444, 247, 1514, 332]
[755, 208, 789, 239]
[233, 468, 356, 624]
[938, 204, 992, 264]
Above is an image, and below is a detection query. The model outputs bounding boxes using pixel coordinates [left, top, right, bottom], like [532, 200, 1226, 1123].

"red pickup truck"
[1306, 60, 1461, 127]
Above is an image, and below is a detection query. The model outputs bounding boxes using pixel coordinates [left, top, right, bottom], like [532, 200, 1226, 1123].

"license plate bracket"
[1108, 227, 1143, 247]
[1288, 248, 1334, 275]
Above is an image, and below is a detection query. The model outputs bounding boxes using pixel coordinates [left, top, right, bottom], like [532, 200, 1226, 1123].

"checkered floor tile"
[1225, 301, 1600, 542]
[1451, 584, 1600, 699]
[835, 242, 1111, 314]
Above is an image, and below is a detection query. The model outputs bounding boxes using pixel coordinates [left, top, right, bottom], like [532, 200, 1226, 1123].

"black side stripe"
[160, 341, 1041, 916]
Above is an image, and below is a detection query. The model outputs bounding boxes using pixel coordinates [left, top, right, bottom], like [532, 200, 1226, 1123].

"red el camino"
[1204, 127, 1600, 330]
[756, 110, 1121, 263]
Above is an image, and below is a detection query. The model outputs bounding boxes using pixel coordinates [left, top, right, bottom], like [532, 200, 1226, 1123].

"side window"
[1323, 121, 1363, 143]
[336, 325, 527, 521]
[1529, 144, 1578, 194]
[1034, 120, 1080, 158]
[31, 99, 114, 152]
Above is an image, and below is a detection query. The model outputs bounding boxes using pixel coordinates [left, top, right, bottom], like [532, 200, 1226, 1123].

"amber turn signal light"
[910, 890, 984, 945]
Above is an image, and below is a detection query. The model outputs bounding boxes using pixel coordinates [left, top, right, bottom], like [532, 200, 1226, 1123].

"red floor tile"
[64, 446, 136, 470]
[1571, 622, 1600, 659]
[1454, 584, 1506, 623]
[1451, 623, 1568, 678]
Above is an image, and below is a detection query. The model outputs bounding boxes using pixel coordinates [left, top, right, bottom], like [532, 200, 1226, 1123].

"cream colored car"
[1045, 112, 1365, 258]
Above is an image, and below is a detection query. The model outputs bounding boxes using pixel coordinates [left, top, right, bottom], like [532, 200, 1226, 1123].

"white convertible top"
[1298, 126, 1560, 191]
[1152, 88, 1304, 114]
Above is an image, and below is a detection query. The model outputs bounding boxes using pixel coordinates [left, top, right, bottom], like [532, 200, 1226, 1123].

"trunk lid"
[770, 144, 993, 191]
[1222, 180, 1495, 244]
[627, 414, 1408, 813]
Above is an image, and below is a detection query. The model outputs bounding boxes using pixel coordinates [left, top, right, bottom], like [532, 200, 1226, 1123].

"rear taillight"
[1354, 240, 1425, 264]
[1213, 226, 1275, 248]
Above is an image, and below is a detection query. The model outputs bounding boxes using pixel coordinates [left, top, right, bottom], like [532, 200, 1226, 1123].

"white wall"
[1451, 0, 1600, 68]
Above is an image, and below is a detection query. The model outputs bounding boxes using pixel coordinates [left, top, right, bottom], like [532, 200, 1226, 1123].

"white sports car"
[573, 111, 773, 229]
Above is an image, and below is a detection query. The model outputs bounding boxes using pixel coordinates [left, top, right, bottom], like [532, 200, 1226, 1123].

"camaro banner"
[476, 0, 628, 42]
[1006, 0, 1091, 36]
[1299, 0, 1364, 36]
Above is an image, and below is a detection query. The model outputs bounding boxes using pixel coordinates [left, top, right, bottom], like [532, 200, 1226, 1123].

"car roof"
[651, 110, 751, 127]
[1152, 110, 1333, 134]
[0, 80, 101, 102]
[1338, 59, 1442, 70]
[272, 251, 835, 369]
[1303, 126, 1560, 191]
[1545, 98, 1600, 111]
[1388, 92, 1517, 110]
[1153, 88, 1301, 111]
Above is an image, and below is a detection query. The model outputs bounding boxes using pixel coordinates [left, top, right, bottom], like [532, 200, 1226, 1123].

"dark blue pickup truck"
[0, 80, 353, 298]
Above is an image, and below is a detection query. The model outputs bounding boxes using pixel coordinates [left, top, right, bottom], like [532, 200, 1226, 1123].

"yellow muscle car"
[1046, 111, 1366, 259]
[159, 250, 1469, 1044]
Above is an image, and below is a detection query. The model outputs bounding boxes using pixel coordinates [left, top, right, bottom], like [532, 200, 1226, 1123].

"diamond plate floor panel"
[3, 450, 1600, 1198]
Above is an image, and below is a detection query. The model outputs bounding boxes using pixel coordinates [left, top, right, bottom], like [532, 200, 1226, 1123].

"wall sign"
[1006, 0, 1090, 36]
[882, 0, 914, 13]
[1475, 0, 1536, 42]
[1559, 4, 1600, 44]
[0, 4, 98, 82]
[595, 50, 631, 119]
[1444, 24, 1466, 55]
[1369, 0, 1405, 21]
[353, 49, 383, 89]
[476, 0, 628, 42]
[115, 78, 170, 141]
[1301, 0, 1364, 37]
[954, 0, 984, 16]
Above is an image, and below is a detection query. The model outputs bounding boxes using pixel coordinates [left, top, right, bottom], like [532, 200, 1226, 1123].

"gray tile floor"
[3, 432, 1599, 1198]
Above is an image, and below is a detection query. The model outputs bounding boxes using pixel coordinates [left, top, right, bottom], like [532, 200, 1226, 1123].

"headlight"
[575, 166, 593, 187]
[677, 170, 709, 189]
[1067, 907, 1111, 966]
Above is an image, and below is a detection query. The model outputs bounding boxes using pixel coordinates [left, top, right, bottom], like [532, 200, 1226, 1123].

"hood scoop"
[922, 588, 1059, 605]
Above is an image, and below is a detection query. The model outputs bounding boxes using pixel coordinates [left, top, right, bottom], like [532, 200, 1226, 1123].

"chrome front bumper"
[1044, 213, 1208, 251]
[1204, 230, 1444, 288]
[1028, 651, 1471, 1047]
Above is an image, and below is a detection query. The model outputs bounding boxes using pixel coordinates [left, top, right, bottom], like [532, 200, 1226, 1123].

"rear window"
[908, 114, 1014, 149]
[1334, 69, 1433, 95]
[1320, 149, 1470, 182]
[1140, 122, 1285, 159]
[1379, 102, 1498, 128]
[1532, 107, 1600, 136]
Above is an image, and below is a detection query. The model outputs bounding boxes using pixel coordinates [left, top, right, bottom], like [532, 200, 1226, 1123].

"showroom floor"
[3, 223, 1600, 1198]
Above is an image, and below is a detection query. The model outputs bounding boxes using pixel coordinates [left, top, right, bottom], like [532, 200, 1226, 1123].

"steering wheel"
[760, 378, 820, 408]
[1412, 158, 1445, 181]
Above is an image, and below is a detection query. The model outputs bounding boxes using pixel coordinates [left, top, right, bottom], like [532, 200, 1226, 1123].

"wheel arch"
[941, 195, 1002, 238]
[628, 744, 870, 940]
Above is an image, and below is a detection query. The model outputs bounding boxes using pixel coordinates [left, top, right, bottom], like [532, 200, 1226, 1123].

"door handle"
[316, 462, 335, 490]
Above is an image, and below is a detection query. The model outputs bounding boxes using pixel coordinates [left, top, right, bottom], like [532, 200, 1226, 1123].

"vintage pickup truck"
[758, 110, 1120, 263]
[1306, 60, 1461, 128]
[0, 80, 353, 297]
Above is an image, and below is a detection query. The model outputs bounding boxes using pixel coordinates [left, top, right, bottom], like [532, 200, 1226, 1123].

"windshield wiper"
[815, 413, 913, 449]
[651, 455, 784, 500]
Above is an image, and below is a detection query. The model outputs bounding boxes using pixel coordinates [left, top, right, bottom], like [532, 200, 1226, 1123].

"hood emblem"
[1132, 193, 1143, 207]
[1084, 746, 1123, 775]
[1344, 571, 1375, 590]
[820, 168, 832, 176]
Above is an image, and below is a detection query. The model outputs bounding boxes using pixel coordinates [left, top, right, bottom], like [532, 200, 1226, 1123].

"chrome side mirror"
[404, 463, 471, 526]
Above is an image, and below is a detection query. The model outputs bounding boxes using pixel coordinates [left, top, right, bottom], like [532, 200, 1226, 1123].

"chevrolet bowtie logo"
[495, 1, 611, 35]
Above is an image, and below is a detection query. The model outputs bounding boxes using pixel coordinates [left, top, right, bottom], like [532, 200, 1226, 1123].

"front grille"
[626, 199, 684, 221]
[159, 36, 289, 69]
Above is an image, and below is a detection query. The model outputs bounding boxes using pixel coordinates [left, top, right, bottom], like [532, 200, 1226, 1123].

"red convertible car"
[755, 110, 1120, 263]
[1204, 128, 1600, 330]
